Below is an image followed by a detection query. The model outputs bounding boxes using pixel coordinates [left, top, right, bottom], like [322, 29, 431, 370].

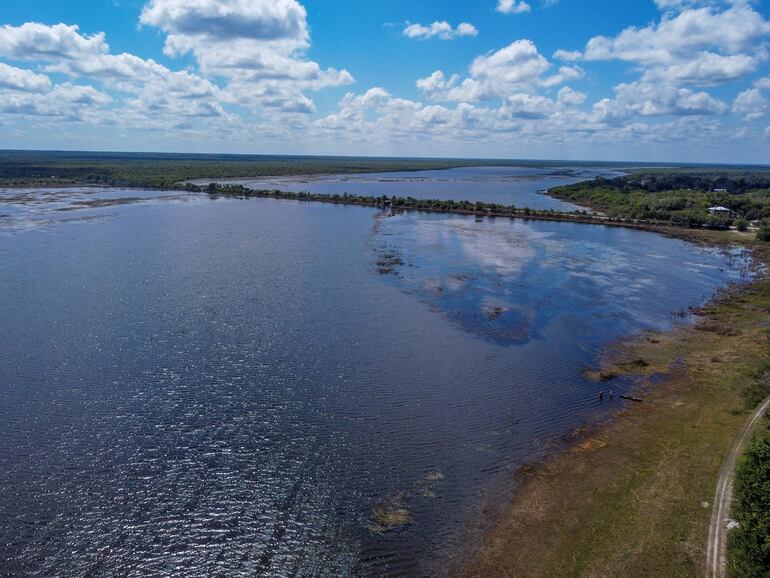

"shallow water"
[197, 165, 626, 211]
[0, 175, 752, 577]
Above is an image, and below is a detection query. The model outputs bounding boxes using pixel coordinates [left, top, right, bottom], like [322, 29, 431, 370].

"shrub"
[729, 416, 770, 577]
[757, 219, 770, 242]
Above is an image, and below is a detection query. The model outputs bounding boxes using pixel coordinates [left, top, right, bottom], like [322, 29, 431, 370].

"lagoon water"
[0, 174, 752, 576]
[196, 165, 626, 211]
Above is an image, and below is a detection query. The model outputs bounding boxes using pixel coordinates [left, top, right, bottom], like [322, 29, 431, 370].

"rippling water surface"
[196, 165, 626, 211]
[0, 174, 752, 576]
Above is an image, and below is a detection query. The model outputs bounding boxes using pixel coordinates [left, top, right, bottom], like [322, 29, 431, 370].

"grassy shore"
[463, 234, 770, 577]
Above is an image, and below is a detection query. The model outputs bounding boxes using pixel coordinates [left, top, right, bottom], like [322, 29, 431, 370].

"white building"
[707, 206, 731, 215]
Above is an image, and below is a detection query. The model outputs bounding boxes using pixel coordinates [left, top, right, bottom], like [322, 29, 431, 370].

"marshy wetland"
[0, 167, 758, 576]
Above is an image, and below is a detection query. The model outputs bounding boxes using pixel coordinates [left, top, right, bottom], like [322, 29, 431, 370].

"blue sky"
[0, 0, 769, 162]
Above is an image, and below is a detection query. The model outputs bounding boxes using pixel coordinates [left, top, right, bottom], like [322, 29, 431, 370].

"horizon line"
[2, 148, 770, 170]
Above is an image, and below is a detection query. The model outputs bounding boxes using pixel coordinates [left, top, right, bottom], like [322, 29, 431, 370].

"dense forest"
[620, 172, 770, 194]
[551, 172, 770, 236]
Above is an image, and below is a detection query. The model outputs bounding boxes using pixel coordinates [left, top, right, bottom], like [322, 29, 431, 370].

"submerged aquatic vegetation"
[371, 498, 413, 531]
[369, 472, 446, 532]
[375, 251, 404, 275]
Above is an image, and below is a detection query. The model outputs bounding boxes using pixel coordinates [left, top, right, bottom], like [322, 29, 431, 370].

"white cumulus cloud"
[417, 39, 580, 101]
[403, 21, 478, 40]
[582, 3, 770, 85]
[592, 81, 728, 125]
[139, 0, 353, 112]
[497, 0, 532, 14]
[733, 88, 768, 121]
[0, 62, 51, 92]
[0, 22, 108, 61]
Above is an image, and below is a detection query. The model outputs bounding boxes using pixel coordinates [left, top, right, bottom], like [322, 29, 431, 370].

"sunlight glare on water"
[0, 173, 753, 576]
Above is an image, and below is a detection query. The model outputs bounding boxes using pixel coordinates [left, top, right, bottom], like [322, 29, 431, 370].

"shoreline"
[0, 179, 738, 237]
[198, 182, 742, 237]
[3, 178, 766, 575]
[460, 237, 770, 577]
[121, 181, 764, 239]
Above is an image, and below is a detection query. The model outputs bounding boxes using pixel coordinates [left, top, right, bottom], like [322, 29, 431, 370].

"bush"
[729, 416, 770, 577]
[735, 219, 749, 232]
[670, 209, 706, 228]
[704, 214, 732, 230]
[743, 369, 770, 410]
[757, 219, 770, 242]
